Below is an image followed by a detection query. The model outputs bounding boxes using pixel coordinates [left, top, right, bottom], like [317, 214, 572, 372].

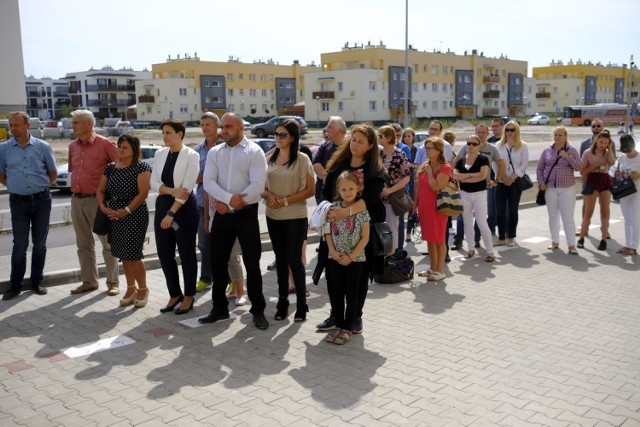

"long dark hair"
[326, 124, 382, 178]
[117, 134, 141, 163]
[268, 118, 300, 168]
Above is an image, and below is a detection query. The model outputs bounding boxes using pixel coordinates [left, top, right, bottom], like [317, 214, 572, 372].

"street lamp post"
[315, 96, 320, 128]
[626, 55, 635, 134]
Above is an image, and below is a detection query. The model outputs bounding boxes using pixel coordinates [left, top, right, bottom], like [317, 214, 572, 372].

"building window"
[369, 101, 376, 111]
[392, 72, 398, 81]
[239, 73, 243, 80]
[442, 100, 447, 110]
[250, 103, 257, 111]
[432, 101, 438, 111]
[442, 83, 447, 92]
[422, 101, 428, 109]
[369, 81, 376, 91]
[338, 101, 343, 111]
[146, 106, 152, 113]
[322, 102, 329, 112]
[227, 73, 233, 81]
[432, 83, 438, 92]
[205, 81, 210, 87]
[321, 82, 329, 91]
[239, 103, 245, 111]
[338, 82, 343, 92]
[423, 65, 428, 72]
[249, 89, 256, 97]
[249, 74, 256, 81]
[261, 89, 267, 96]
[432, 65, 438, 75]
[180, 105, 188, 113]
[423, 83, 428, 90]
[228, 104, 234, 112]
[228, 89, 234, 96]
[261, 74, 267, 82]
[262, 104, 267, 112]
[239, 89, 244, 95]
[442, 65, 447, 74]
[205, 96, 211, 103]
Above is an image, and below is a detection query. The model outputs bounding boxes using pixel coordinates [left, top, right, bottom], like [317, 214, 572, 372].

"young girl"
[578, 130, 616, 251]
[324, 171, 370, 345]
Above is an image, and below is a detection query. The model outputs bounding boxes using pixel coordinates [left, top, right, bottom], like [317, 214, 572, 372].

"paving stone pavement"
[0, 202, 639, 426]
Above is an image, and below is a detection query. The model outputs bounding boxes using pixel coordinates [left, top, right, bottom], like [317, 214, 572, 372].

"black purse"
[536, 149, 564, 206]
[372, 222, 393, 256]
[387, 188, 413, 216]
[93, 208, 109, 235]
[611, 178, 637, 200]
[506, 147, 533, 191]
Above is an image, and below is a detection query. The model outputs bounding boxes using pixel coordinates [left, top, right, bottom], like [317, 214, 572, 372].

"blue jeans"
[495, 183, 522, 239]
[9, 192, 52, 289]
[197, 206, 211, 284]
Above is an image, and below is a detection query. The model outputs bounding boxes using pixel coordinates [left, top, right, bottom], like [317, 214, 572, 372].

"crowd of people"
[2, 110, 639, 345]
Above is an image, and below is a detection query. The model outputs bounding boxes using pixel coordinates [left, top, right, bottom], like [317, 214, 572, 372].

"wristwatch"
[283, 197, 289, 207]
[167, 210, 176, 217]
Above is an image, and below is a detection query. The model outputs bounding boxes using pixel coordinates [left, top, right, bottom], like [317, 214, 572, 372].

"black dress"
[105, 162, 151, 261]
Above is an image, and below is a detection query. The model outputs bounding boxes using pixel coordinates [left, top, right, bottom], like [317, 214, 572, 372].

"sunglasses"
[467, 142, 480, 146]
[592, 124, 602, 129]
[425, 146, 435, 151]
[505, 128, 516, 133]
[274, 132, 289, 139]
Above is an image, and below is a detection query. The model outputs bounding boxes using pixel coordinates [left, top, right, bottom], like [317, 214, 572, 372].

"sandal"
[622, 248, 637, 256]
[417, 269, 434, 277]
[326, 328, 341, 343]
[428, 271, 445, 281]
[464, 250, 475, 259]
[568, 246, 579, 255]
[274, 298, 289, 321]
[294, 303, 309, 322]
[547, 242, 559, 250]
[485, 254, 495, 263]
[617, 247, 628, 254]
[333, 329, 352, 345]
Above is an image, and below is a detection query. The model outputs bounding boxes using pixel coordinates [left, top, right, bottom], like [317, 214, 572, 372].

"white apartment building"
[24, 77, 71, 121]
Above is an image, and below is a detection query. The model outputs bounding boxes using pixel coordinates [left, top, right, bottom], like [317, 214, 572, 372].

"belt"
[9, 189, 49, 200]
[73, 193, 96, 198]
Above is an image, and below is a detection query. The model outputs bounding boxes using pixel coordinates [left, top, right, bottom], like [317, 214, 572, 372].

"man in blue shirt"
[0, 112, 57, 300]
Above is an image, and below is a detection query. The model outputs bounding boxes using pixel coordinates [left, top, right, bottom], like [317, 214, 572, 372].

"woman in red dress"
[414, 137, 452, 281]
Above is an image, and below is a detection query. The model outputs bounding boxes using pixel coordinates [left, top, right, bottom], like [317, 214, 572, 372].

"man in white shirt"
[199, 113, 269, 330]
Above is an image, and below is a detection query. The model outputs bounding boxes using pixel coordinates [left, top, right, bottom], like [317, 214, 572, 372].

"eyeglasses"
[274, 132, 289, 139]
[467, 142, 480, 146]
[505, 128, 516, 133]
[425, 146, 435, 151]
[591, 124, 602, 129]
[429, 127, 440, 131]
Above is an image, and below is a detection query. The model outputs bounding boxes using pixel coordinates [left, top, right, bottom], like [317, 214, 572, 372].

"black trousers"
[328, 259, 364, 330]
[266, 216, 308, 303]
[209, 204, 266, 314]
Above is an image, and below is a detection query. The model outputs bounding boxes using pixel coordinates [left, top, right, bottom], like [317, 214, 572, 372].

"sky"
[17, 0, 639, 79]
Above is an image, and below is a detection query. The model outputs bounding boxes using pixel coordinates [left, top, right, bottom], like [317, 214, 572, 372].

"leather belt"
[73, 193, 96, 198]
[9, 189, 49, 200]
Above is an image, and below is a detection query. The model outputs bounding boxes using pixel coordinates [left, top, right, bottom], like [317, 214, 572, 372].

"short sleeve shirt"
[328, 201, 371, 262]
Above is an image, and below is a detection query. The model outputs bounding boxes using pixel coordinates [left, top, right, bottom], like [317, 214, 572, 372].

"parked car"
[249, 138, 276, 153]
[250, 116, 308, 138]
[414, 132, 429, 147]
[500, 116, 521, 125]
[51, 144, 161, 192]
[527, 114, 551, 125]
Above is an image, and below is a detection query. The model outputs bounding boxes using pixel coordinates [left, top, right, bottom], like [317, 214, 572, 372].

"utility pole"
[626, 55, 635, 134]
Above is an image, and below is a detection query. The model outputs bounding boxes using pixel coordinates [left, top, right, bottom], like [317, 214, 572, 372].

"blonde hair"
[378, 125, 397, 146]
[498, 120, 524, 151]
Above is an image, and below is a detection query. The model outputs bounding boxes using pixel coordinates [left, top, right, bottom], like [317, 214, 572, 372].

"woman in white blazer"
[151, 119, 200, 315]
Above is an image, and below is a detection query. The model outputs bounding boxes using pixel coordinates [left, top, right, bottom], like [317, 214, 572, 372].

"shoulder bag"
[371, 222, 393, 256]
[536, 149, 564, 206]
[387, 188, 413, 216]
[436, 179, 463, 217]
[611, 178, 637, 200]
[506, 147, 533, 191]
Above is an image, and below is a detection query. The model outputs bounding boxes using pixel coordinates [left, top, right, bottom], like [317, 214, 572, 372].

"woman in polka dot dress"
[96, 135, 151, 308]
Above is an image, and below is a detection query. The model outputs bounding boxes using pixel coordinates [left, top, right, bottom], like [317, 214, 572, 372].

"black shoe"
[316, 315, 336, 331]
[451, 242, 463, 250]
[175, 299, 194, 315]
[198, 309, 230, 324]
[577, 238, 584, 249]
[274, 298, 289, 321]
[445, 255, 451, 263]
[421, 251, 429, 256]
[160, 295, 184, 313]
[474, 241, 481, 248]
[32, 283, 47, 295]
[2, 289, 20, 300]
[266, 260, 277, 271]
[597, 240, 607, 251]
[294, 303, 308, 322]
[253, 312, 269, 330]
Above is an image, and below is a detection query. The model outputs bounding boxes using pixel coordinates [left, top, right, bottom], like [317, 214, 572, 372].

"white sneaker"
[235, 296, 247, 306]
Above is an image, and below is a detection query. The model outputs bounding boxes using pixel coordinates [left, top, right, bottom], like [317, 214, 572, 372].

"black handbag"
[536, 148, 564, 206]
[373, 250, 415, 284]
[372, 222, 393, 256]
[611, 178, 637, 200]
[387, 188, 413, 216]
[516, 174, 534, 191]
[93, 208, 109, 235]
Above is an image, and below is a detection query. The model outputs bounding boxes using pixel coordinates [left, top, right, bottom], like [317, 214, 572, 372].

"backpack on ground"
[373, 250, 414, 284]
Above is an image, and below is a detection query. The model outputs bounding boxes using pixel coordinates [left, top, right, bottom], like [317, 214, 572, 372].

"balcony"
[87, 99, 128, 107]
[483, 76, 500, 83]
[26, 90, 45, 97]
[483, 90, 500, 99]
[54, 90, 70, 97]
[312, 91, 335, 100]
[85, 84, 136, 92]
[535, 92, 551, 99]
[138, 95, 155, 103]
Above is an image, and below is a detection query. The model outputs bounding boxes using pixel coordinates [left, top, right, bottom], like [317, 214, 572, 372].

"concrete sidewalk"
[0, 200, 639, 426]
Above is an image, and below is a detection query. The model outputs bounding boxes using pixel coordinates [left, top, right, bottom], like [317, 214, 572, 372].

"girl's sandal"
[326, 329, 341, 344]
[464, 250, 475, 260]
[333, 330, 352, 345]
[485, 254, 495, 263]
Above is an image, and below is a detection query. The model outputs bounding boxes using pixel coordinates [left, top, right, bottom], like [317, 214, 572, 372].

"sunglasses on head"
[467, 141, 480, 146]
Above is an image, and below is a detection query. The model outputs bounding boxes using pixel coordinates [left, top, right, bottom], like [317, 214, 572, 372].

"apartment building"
[532, 60, 638, 113]
[306, 43, 529, 122]
[135, 54, 319, 123]
[64, 66, 151, 120]
[0, 0, 26, 116]
[24, 77, 71, 121]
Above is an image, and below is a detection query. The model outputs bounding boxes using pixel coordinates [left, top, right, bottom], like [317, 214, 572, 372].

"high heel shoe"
[133, 288, 149, 308]
[119, 286, 137, 307]
[160, 295, 183, 313]
[175, 298, 194, 315]
[274, 298, 289, 321]
[294, 303, 309, 322]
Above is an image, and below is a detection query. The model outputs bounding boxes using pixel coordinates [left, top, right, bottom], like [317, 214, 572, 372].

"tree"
[60, 104, 74, 118]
